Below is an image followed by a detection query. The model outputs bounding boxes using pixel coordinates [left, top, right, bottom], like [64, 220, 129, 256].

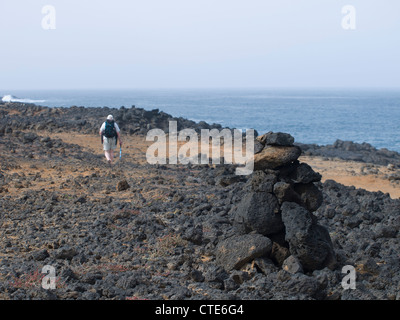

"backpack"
[104, 120, 117, 138]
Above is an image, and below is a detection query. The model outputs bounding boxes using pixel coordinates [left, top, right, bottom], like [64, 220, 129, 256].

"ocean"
[2, 88, 400, 152]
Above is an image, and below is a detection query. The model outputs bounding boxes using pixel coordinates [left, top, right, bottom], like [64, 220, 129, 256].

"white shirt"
[100, 121, 120, 134]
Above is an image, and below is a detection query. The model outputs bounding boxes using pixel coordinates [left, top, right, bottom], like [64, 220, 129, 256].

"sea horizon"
[2, 87, 400, 152]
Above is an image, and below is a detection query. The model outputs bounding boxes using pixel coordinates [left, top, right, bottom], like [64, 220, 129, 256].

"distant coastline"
[1, 100, 400, 170]
[2, 88, 400, 152]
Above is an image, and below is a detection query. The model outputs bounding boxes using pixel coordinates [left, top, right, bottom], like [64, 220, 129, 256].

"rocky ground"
[0, 102, 399, 300]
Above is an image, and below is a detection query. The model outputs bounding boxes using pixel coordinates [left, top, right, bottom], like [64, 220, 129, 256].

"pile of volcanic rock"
[216, 132, 337, 274]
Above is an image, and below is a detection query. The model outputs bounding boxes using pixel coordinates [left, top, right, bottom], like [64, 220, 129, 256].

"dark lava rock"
[53, 246, 78, 260]
[289, 163, 322, 184]
[254, 140, 264, 154]
[273, 181, 302, 204]
[280, 202, 337, 271]
[247, 170, 277, 193]
[182, 225, 203, 245]
[232, 191, 283, 236]
[23, 132, 38, 143]
[282, 255, 304, 274]
[216, 234, 272, 271]
[30, 249, 50, 261]
[270, 241, 291, 266]
[294, 183, 323, 212]
[116, 180, 130, 191]
[257, 132, 295, 146]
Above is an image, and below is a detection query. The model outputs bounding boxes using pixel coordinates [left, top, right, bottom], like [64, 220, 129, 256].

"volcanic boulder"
[294, 183, 323, 212]
[216, 234, 272, 271]
[232, 191, 283, 235]
[281, 202, 337, 271]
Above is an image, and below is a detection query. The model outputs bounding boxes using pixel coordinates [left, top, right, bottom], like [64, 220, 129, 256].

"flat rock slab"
[216, 234, 272, 271]
[253, 146, 301, 170]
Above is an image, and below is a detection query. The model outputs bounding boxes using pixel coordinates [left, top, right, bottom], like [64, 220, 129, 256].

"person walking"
[99, 115, 122, 166]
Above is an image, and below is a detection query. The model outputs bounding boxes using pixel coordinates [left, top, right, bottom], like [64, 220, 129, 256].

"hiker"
[99, 115, 123, 165]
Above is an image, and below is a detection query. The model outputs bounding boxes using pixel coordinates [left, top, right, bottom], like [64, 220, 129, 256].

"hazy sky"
[1, 0, 399, 90]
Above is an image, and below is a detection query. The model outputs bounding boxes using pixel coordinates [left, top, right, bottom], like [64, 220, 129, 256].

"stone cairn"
[216, 132, 337, 274]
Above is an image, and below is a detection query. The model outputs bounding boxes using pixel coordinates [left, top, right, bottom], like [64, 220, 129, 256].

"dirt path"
[46, 132, 400, 199]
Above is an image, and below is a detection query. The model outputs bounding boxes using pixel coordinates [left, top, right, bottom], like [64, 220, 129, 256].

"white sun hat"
[107, 115, 114, 120]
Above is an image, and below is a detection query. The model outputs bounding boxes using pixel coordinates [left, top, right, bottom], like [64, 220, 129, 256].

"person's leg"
[104, 150, 111, 161]
[103, 138, 112, 165]
[108, 138, 117, 165]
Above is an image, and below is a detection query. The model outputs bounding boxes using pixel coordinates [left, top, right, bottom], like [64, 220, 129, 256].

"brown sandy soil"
[50, 131, 151, 165]
[300, 156, 400, 199]
[2, 131, 159, 202]
[5, 131, 399, 199]
[44, 132, 400, 200]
